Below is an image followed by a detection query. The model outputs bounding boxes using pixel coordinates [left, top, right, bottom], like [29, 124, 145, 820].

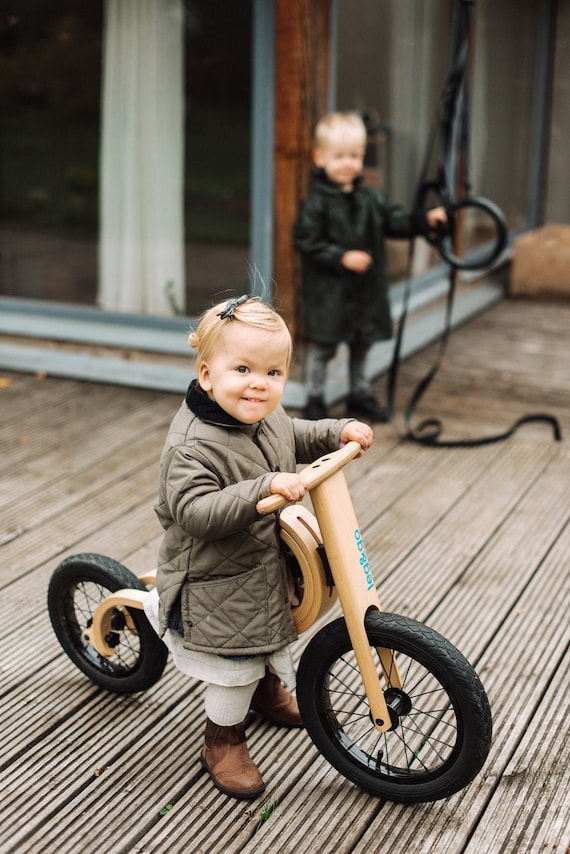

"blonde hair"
[189, 296, 293, 372]
[314, 112, 367, 150]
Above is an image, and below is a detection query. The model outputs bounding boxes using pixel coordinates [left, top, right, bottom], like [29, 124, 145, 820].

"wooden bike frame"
[257, 441, 401, 733]
[85, 442, 400, 732]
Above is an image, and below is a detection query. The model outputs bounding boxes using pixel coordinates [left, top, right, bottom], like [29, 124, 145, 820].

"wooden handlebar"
[256, 440, 362, 515]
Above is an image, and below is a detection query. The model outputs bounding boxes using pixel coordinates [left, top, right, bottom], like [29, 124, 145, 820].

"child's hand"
[269, 472, 307, 504]
[339, 420, 374, 451]
[426, 206, 448, 229]
[341, 250, 373, 273]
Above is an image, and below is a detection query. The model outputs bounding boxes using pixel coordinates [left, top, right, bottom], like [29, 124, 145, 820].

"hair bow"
[216, 294, 249, 320]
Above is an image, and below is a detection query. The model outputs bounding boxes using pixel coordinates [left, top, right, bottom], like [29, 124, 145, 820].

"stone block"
[510, 224, 570, 298]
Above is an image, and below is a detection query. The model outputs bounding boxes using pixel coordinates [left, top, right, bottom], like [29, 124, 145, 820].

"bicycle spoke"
[323, 645, 460, 776]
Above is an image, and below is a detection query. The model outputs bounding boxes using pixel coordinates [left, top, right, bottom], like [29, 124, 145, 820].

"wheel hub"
[383, 687, 413, 730]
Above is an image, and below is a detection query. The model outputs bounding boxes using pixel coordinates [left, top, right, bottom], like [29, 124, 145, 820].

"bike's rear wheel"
[48, 553, 168, 693]
[296, 611, 492, 802]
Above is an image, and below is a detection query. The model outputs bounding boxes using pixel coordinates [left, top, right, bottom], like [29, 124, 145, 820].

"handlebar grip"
[255, 440, 362, 516]
[256, 492, 289, 515]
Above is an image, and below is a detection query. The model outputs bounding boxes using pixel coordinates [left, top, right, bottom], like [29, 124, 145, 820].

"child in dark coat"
[293, 111, 447, 421]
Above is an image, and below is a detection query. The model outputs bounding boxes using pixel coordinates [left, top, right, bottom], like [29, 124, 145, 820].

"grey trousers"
[305, 337, 370, 398]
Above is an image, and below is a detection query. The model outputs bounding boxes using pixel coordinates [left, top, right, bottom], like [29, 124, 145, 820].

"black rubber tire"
[48, 553, 168, 693]
[296, 611, 492, 802]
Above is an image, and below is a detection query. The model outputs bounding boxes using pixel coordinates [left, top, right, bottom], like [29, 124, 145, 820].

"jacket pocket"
[183, 564, 269, 651]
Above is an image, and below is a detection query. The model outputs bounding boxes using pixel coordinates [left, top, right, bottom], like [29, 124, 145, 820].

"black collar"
[185, 379, 250, 427]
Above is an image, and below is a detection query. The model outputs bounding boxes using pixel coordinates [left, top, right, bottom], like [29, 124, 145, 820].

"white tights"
[204, 680, 259, 727]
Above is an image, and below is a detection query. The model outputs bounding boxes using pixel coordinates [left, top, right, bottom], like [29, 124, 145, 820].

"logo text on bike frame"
[354, 529, 374, 591]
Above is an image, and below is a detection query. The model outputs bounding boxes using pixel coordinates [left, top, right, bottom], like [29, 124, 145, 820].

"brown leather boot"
[200, 718, 265, 800]
[250, 668, 304, 728]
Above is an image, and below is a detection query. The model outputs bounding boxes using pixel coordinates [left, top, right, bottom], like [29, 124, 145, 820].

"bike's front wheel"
[296, 612, 492, 802]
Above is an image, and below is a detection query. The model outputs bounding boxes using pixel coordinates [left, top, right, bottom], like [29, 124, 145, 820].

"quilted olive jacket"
[293, 170, 422, 345]
[154, 381, 351, 655]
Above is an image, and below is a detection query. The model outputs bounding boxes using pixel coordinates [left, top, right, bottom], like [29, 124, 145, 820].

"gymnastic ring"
[425, 195, 508, 271]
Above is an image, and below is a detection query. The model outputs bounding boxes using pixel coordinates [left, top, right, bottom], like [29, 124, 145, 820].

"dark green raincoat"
[293, 171, 423, 345]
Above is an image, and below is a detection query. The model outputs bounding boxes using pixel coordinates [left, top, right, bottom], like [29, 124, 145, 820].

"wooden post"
[273, 0, 331, 339]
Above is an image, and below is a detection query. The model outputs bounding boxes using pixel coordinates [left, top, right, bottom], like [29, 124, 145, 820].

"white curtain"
[98, 0, 185, 315]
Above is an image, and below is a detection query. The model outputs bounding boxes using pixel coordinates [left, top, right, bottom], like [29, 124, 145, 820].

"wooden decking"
[0, 297, 568, 854]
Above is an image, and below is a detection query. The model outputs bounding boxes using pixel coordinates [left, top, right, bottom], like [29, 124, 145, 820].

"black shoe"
[303, 396, 328, 419]
[346, 393, 389, 423]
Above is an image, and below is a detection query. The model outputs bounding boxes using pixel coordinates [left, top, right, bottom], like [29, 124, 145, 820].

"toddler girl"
[148, 295, 373, 799]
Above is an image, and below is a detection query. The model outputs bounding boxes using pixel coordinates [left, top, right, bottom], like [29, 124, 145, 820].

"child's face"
[198, 322, 289, 424]
[314, 135, 365, 191]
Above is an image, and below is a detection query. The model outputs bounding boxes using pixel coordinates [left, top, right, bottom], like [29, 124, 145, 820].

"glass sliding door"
[335, 0, 451, 281]
[0, 0, 253, 318]
[471, 0, 548, 231]
[334, 0, 550, 279]
[0, 4, 103, 305]
[183, 0, 253, 316]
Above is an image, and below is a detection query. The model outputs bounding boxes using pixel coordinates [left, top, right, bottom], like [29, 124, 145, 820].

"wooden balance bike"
[48, 441, 492, 803]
